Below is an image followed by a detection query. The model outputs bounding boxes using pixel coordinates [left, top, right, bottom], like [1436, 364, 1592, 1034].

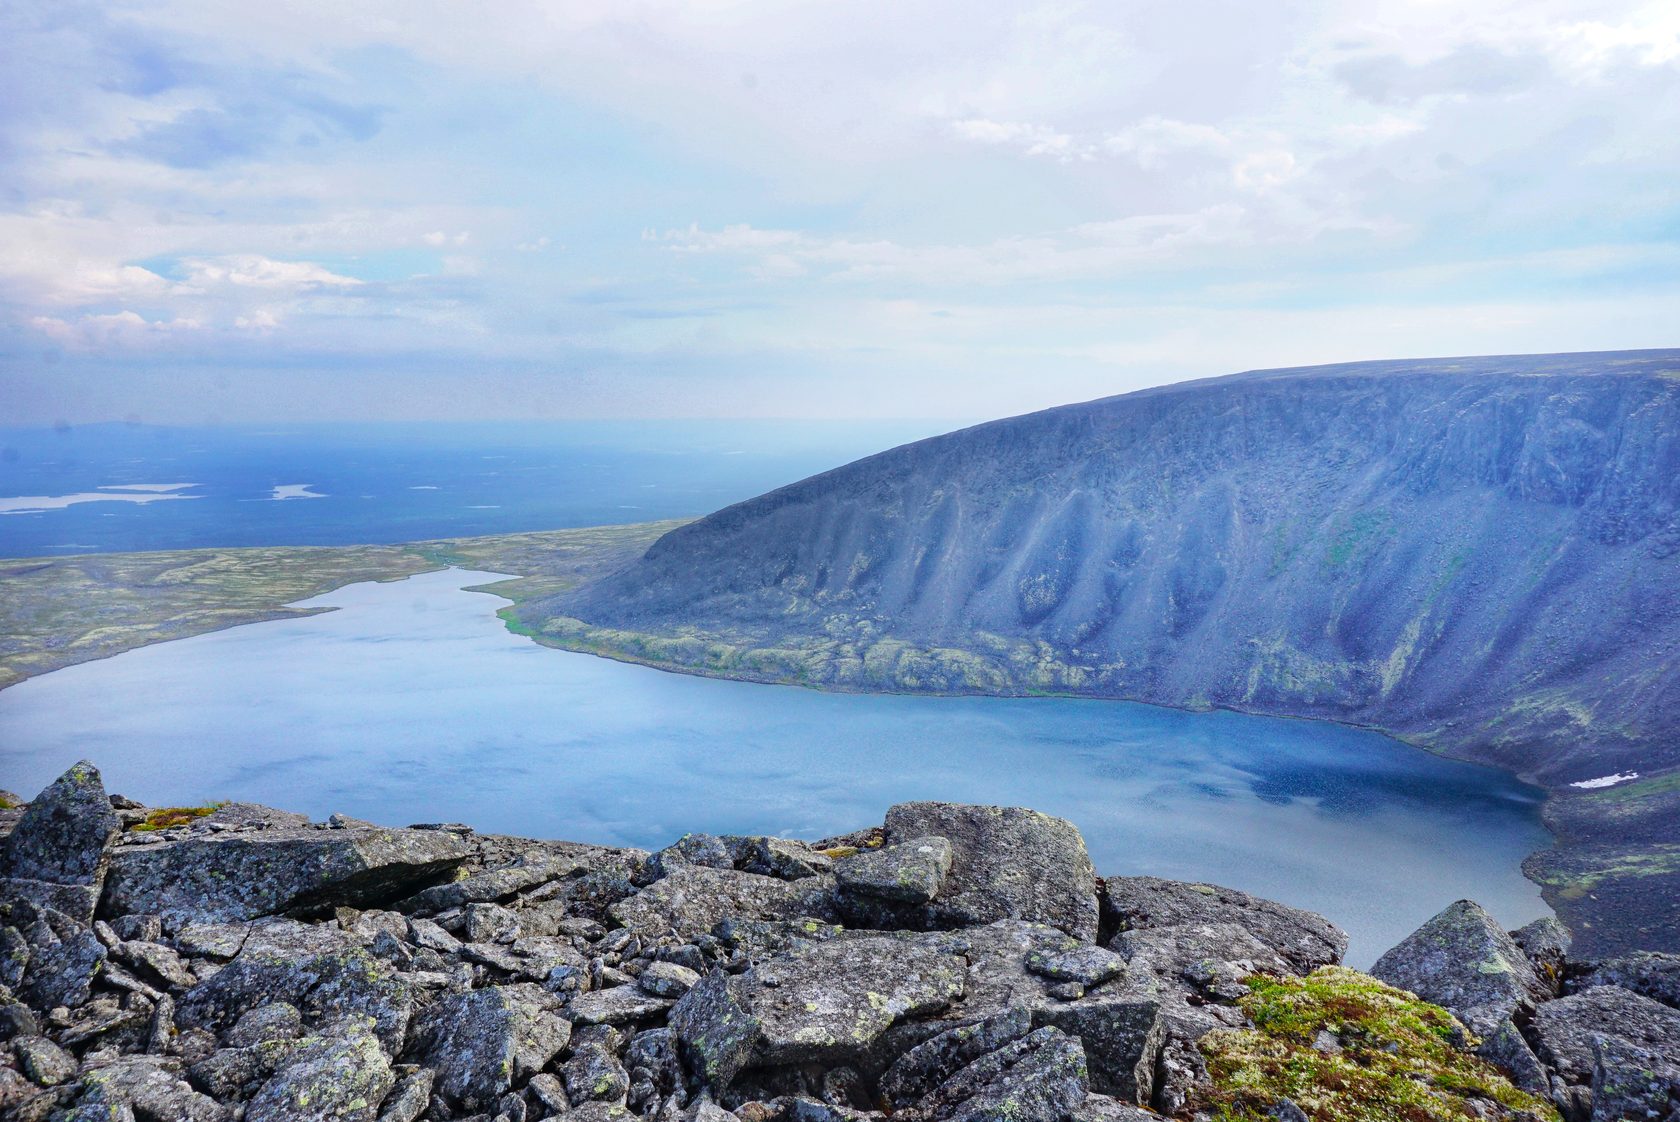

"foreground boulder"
[1099, 876, 1347, 971]
[878, 803, 1099, 942]
[670, 933, 966, 1084]
[0, 769, 1605, 1122]
[0, 760, 120, 924]
[102, 822, 472, 924]
[413, 983, 572, 1111]
[1371, 899, 1551, 1090]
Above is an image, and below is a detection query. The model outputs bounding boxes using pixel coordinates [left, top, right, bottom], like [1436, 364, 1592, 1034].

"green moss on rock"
[1196, 966, 1558, 1122]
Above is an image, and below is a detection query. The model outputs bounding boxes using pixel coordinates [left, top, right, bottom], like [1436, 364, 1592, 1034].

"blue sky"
[2, 0, 1677, 424]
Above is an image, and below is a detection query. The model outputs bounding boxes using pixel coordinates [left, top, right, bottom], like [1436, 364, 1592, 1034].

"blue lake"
[0, 567, 1551, 966]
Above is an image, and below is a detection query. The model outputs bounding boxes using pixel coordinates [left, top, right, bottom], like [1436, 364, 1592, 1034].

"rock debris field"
[1, 762, 1677, 1122]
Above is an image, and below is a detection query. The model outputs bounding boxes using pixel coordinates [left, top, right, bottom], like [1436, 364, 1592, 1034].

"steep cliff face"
[547, 351, 1680, 784]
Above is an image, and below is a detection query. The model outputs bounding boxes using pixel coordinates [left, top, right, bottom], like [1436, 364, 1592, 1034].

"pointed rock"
[0, 761, 120, 925]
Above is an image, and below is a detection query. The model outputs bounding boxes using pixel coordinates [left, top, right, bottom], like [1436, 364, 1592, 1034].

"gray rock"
[1576, 950, 1680, 1009]
[563, 1040, 631, 1104]
[176, 920, 414, 1053]
[732, 838, 834, 881]
[0, 762, 120, 926]
[1111, 921, 1289, 1005]
[569, 985, 675, 1026]
[835, 838, 952, 906]
[465, 902, 522, 943]
[399, 857, 577, 914]
[904, 1025, 1088, 1122]
[62, 1054, 228, 1121]
[245, 1016, 394, 1122]
[112, 940, 195, 990]
[884, 804, 1098, 943]
[1509, 916, 1571, 994]
[0, 1001, 42, 1041]
[639, 961, 701, 999]
[880, 1010, 1034, 1108]
[1589, 1032, 1680, 1122]
[558, 1102, 635, 1122]
[1370, 900, 1550, 1037]
[186, 1038, 297, 1100]
[609, 865, 838, 942]
[1099, 877, 1345, 971]
[1530, 985, 1680, 1085]
[14, 1035, 77, 1086]
[670, 934, 966, 1084]
[646, 835, 737, 882]
[1024, 946, 1125, 988]
[1034, 997, 1163, 1104]
[1371, 901, 1551, 1086]
[102, 825, 471, 925]
[375, 1067, 433, 1122]
[20, 926, 106, 1010]
[1069, 1094, 1156, 1122]
[227, 1002, 304, 1048]
[413, 983, 571, 1110]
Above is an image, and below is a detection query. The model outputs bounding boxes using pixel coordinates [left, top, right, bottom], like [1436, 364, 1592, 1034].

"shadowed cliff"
[540, 350, 1680, 787]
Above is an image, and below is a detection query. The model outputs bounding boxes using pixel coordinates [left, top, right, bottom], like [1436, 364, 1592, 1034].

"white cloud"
[177, 254, 362, 290]
[30, 310, 203, 350]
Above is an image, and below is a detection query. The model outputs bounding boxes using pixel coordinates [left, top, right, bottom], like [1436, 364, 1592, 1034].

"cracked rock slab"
[670, 934, 967, 1084]
[102, 825, 471, 925]
[883, 803, 1098, 943]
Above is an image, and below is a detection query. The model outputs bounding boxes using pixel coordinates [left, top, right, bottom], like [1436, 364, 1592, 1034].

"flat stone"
[905, 1025, 1088, 1122]
[881, 1010, 1034, 1108]
[569, 984, 676, 1026]
[835, 838, 952, 905]
[1589, 1032, 1680, 1122]
[20, 926, 106, 1010]
[731, 837, 835, 881]
[670, 934, 967, 1084]
[1576, 950, 1680, 1009]
[412, 983, 571, 1111]
[399, 856, 577, 913]
[177, 920, 414, 1053]
[609, 864, 838, 942]
[640, 960, 701, 998]
[1035, 997, 1163, 1104]
[1024, 945, 1125, 988]
[883, 803, 1098, 942]
[1530, 985, 1680, 1085]
[1099, 877, 1346, 972]
[15, 1035, 77, 1087]
[61, 1055, 228, 1122]
[245, 1016, 394, 1122]
[102, 825, 471, 925]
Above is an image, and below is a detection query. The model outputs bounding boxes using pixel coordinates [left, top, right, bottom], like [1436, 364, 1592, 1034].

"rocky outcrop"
[0, 760, 120, 925]
[0, 764, 1595, 1122]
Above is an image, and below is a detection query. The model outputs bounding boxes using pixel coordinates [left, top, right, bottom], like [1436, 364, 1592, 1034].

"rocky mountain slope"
[541, 350, 1680, 788]
[7, 763, 1680, 1122]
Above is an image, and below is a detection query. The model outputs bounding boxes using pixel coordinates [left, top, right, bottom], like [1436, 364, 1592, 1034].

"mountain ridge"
[545, 349, 1680, 789]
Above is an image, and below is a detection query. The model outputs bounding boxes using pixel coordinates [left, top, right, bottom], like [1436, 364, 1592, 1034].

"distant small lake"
[0, 568, 1551, 966]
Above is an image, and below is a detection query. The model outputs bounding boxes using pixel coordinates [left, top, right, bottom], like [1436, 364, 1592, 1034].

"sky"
[2, 0, 1677, 425]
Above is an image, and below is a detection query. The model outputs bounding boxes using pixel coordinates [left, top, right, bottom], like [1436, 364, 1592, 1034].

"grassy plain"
[0, 521, 680, 692]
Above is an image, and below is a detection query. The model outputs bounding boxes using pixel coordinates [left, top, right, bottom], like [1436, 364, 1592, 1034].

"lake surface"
[0, 420, 947, 556]
[0, 567, 1552, 966]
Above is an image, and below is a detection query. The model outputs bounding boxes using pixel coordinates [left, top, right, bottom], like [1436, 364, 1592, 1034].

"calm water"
[0, 421, 947, 557]
[0, 567, 1550, 965]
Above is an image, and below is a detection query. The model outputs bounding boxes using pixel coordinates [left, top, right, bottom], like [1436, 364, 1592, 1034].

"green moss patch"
[131, 803, 224, 832]
[1196, 966, 1557, 1122]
